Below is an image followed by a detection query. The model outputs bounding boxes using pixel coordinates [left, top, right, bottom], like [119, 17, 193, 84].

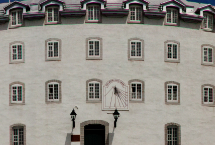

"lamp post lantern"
[113, 109, 120, 128]
[70, 109, 77, 128]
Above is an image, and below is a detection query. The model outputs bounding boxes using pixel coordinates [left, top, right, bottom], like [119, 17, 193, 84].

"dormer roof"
[4, 1, 30, 11]
[160, 0, 186, 9]
[39, 0, 65, 6]
[123, 0, 149, 5]
[195, 4, 215, 14]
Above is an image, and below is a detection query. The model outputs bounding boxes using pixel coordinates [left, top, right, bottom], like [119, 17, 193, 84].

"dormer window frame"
[165, 7, 179, 26]
[202, 12, 214, 31]
[85, 4, 102, 23]
[9, 8, 23, 28]
[45, 5, 60, 24]
[128, 4, 143, 24]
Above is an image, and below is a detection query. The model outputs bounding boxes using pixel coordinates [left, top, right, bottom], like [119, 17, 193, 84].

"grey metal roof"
[0, 0, 210, 11]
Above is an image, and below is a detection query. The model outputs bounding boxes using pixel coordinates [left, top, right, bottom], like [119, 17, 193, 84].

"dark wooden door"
[84, 124, 105, 145]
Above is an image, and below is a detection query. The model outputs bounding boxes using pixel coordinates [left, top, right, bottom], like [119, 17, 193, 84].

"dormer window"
[128, 5, 142, 23]
[46, 6, 59, 24]
[10, 9, 22, 28]
[202, 12, 213, 31]
[86, 5, 101, 23]
[165, 8, 178, 25]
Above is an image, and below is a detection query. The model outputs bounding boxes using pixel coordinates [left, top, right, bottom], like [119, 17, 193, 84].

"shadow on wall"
[0, 22, 8, 30]
[24, 18, 44, 27]
[144, 17, 164, 26]
[180, 20, 201, 30]
[61, 16, 85, 24]
[65, 133, 71, 145]
[108, 133, 114, 145]
[102, 16, 127, 24]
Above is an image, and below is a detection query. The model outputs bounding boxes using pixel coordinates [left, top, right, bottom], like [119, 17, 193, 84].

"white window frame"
[47, 82, 59, 101]
[47, 41, 59, 58]
[167, 125, 178, 145]
[167, 84, 178, 103]
[131, 82, 142, 101]
[203, 86, 214, 104]
[88, 39, 100, 57]
[46, 6, 59, 23]
[12, 126, 24, 145]
[203, 46, 213, 64]
[130, 40, 142, 58]
[11, 9, 22, 26]
[166, 43, 178, 60]
[87, 5, 100, 21]
[166, 8, 178, 24]
[88, 81, 100, 100]
[11, 84, 23, 103]
[11, 43, 23, 62]
[203, 12, 213, 31]
[130, 6, 142, 21]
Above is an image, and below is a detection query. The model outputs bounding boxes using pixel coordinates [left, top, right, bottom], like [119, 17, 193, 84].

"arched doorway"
[80, 120, 109, 145]
[84, 124, 105, 145]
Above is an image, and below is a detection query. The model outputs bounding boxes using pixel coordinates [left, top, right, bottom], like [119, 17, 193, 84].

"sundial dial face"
[102, 79, 129, 110]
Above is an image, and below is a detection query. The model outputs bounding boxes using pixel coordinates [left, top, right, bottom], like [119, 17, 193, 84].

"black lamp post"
[113, 109, 120, 128]
[70, 109, 77, 128]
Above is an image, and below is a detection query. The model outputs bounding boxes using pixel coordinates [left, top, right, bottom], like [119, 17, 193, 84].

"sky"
[0, 0, 215, 5]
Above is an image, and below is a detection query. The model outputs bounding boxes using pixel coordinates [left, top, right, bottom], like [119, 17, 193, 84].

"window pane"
[95, 41, 99, 56]
[137, 42, 141, 56]
[167, 10, 171, 23]
[18, 11, 22, 24]
[173, 86, 177, 100]
[168, 44, 172, 58]
[204, 88, 208, 102]
[173, 44, 177, 59]
[208, 48, 212, 62]
[137, 84, 141, 99]
[95, 83, 99, 98]
[54, 42, 58, 57]
[54, 8, 58, 21]
[48, 8, 52, 22]
[172, 10, 177, 23]
[131, 42, 136, 56]
[18, 86, 22, 101]
[12, 12, 16, 25]
[209, 88, 213, 102]
[54, 84, 58, 99]
[168, 85, 172, 100]
[18, 45, 22, 59]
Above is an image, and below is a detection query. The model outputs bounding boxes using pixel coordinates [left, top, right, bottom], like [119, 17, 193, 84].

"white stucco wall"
[0, 16, 215, 145]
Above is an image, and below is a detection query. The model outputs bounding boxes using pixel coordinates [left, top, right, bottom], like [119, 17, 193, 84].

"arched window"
[202, 84, 215, 106]
[9, 82, 25, 105]
[165, 81, 180, 105]
[201, 44, 215, 66]
[128, 79, 144, 102]
[10, 123, 26, 145]
[165, 123, 181, 145]
[45, 80, 62, 103]
[45, 38, 62, 61]
[86, 79, 102, 102]
[164, 40, 180, 63]
[9, 41, 25, 64]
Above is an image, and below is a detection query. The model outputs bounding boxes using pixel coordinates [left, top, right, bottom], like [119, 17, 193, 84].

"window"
[45, 38, 61, 61]
[128, 38, 144, 61]
[202, 12, 213, 31]
[201, 44, 214, 66]
[202, 84, 215, 106]
[9, 82, 25, 105]
[86, 5, 101, 23]
[45, 80, 62, 103]
[86, 37, 102, 60]
[10, 124, 26, 145]
[165, 123, 181, 145]
[128, 79, 144, 102]
[86, 79, 102, 102]
[165, 8, 178, 25]
[164, 40, 180, 63]
[165, 81, 180, 105]
[46, 6, 59, 24]
[10, 9, 22, 28]
[128, 5, 142, 23]
[9, 41, 25, 64]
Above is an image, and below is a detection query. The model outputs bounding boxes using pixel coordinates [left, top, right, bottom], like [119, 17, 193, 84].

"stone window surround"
[86, 37, 103, 60]
[201, 44, 215, 66]
[86, 78, 102, 103]
[45, 79, 62, 104]
[80, 120, 109, 145]
[85, 4, 102, 23]
[9, 41, 25, 64]
[201, 84, 215, 107]
[128, 79, 144, 103]
[164, 40, 180, 63]
[127, 4, 143, 24]
[9, 81, 25, 106]
[164, 81, 180, 105]
[45, 5, 61, 25]
[45, 38, 62, 61]
[9, 8, 23, 29]
[164, 7, 179, 26]
[10, 123, 26, 145]
[128, 38, 144, 61]
[164, 122, 181, 145]
[201, 11, 214, 32]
